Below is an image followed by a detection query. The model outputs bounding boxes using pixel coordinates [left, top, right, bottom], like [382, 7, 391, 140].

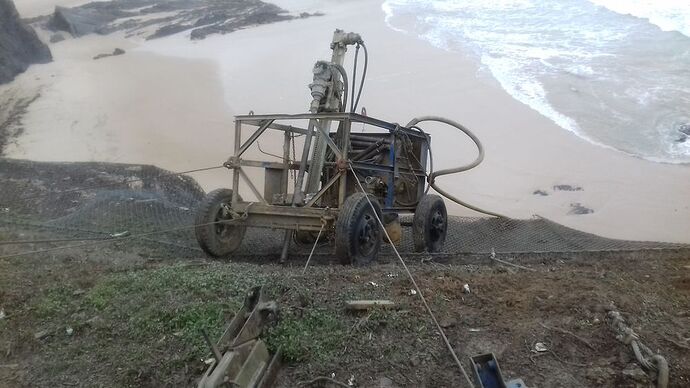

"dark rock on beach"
[49, 33, 66, 43]
[0, 0, 52, 84]
[679, 123, 690, 136]
[93, 48, 126, 60]
[569, 203, 594, 215]
[45, 0, 316, 41]
[553, 184, 583, 192]
[676, 123, 690, 143]
[52, 5, 126, 37]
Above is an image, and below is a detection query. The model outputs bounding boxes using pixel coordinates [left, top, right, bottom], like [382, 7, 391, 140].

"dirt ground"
[0, 159, 688, 387]
[0, 239, 688, 387]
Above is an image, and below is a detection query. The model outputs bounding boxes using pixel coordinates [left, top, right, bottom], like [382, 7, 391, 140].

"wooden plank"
[345, 300, 396, 311]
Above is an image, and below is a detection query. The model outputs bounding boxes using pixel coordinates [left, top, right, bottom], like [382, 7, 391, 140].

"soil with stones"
[0, 158, 689, 387]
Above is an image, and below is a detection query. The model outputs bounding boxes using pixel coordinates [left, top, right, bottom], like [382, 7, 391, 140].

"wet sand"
[5, 0, 690, 243]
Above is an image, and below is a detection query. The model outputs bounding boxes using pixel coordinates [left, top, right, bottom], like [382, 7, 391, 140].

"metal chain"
[608, 309, 669, 388]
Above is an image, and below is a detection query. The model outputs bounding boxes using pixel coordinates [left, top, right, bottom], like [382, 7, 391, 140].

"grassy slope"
[1, 251, 689, 387]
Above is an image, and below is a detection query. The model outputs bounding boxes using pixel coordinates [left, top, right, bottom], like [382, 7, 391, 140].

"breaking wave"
[382, 0, 690, 163]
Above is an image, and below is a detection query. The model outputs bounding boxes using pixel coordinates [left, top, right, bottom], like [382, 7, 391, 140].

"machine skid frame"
[224, 112, 429, 232]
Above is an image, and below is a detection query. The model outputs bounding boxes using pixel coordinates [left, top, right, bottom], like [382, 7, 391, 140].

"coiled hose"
[406, 116, 506, 218]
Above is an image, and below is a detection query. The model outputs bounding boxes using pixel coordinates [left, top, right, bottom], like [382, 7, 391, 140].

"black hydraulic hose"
[351, 42, 368, 113]
[330, 63, 349, 113]
[352, 138, 386, 160]
[406, 116, 506, 218]
[350, 44, 360, 112]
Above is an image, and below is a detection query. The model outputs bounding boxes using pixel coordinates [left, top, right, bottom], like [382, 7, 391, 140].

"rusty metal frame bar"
[227, 112, 425, 231]
[305, 171, 342, 207]
[238, 119, 275, 157]
[315, 119, 343, 160]
[237, 167, 267, 204]
[236, 113, 425, 139]
[234, 159, 299, 170]
[282, 130, 290, 198]
[232, 120, 241, 206]
[231, 202, 328, 231]
[338, 119, 352, 206]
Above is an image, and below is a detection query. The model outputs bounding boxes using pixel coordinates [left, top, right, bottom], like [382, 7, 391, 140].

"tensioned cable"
[0, 236, 123, 245]
[0, 219, 236, 260]
[302, 222, 325, 275]
[347, 163, 475, 388]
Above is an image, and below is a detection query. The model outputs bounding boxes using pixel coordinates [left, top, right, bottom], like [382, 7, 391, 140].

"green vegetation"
[17, 262, 424, 385]
[266, 308, 345, 362]
[33, 286, 75, 318]
[29, 264, 270, 357]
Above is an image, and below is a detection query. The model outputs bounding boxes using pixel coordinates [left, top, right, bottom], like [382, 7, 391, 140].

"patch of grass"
[86, 265, 252, 307]
[82, 264, 269, 352]
[33, 286, 74, 318]
[266, 308, 345, 363]
[128, 301, 228, 351]
[13, 263, 277, 387]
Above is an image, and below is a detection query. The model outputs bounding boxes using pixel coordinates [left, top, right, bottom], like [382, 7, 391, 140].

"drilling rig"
[194, 29, 488, 265]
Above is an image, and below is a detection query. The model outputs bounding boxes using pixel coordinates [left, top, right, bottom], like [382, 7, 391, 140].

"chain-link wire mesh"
[1, 158, 687, 261]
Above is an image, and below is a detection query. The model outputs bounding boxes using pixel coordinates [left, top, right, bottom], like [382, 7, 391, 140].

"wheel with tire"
[195, 188, 246, 258]
[413, 194, 447, 253]
[335, 192, 383, 265]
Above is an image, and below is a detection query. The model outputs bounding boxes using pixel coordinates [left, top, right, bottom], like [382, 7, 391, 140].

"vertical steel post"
[280, 116, 317, 263]
[281, 30, 362, 263]
[282, 130, 290, 199]
[232, 120, 242, 205]
[338, 118, 352, 207]
[306, 30, 359, 196]
[387, 132, 396, 208]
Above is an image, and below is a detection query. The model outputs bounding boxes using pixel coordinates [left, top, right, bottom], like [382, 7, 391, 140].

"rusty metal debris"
[198, 286, 280, 388]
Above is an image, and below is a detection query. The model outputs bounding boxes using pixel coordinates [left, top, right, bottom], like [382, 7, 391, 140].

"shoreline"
[3, 0, 689, 244]
[379, 0, 690, 166]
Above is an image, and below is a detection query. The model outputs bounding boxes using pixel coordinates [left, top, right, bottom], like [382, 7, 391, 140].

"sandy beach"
[3, 0, 689, 243]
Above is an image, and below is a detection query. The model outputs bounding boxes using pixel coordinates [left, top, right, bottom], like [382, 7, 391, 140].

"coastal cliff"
[0, 0, 52, 84]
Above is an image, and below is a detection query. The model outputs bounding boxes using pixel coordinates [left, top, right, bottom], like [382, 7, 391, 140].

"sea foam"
[382, 0, 690, 164]
[588, 0, 690, 38]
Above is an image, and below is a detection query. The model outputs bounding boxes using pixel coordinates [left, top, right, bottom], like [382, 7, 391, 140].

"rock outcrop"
[0, 0, 52, 84]
[48, 0, 316, 41]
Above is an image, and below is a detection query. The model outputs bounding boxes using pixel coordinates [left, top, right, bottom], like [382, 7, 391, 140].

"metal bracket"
[198, 287, 281, 388]
[471, 353, 528, 388]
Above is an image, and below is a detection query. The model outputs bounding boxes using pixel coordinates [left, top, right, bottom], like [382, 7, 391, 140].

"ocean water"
[382, 0, 690, 163]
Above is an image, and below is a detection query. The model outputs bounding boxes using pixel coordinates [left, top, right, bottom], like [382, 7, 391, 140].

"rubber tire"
[335, 192, 383, 266]
[413, 194, 447, 253]
[195, 188, 246, 258]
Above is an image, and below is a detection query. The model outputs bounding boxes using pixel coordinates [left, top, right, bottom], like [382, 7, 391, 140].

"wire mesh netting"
[1, 158, 687, 260]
